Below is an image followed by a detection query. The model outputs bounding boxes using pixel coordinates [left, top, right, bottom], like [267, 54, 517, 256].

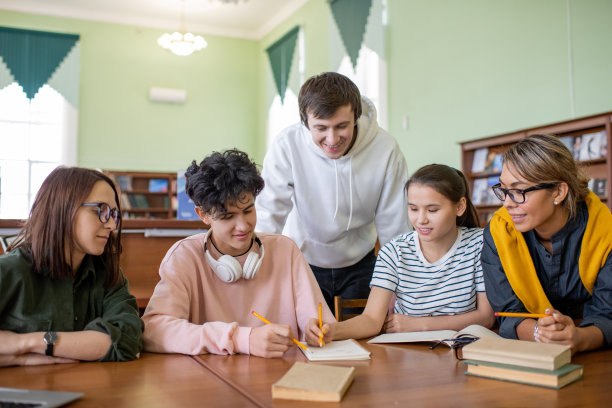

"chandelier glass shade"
[157, 31, 207, 56]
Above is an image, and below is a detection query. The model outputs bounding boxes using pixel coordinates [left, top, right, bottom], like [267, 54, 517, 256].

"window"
[337, 44, 388, 129]
[0, 83, 76, 219]
[266, 28, 304, 146]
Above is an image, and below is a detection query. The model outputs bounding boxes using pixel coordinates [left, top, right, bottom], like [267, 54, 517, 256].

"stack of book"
[460, 337, 583, 389]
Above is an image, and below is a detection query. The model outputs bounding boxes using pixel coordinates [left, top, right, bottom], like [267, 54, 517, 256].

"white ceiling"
[0, 0, 309, 39]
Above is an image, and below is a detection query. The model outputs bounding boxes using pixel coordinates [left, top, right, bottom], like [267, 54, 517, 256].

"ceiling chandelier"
[158, 0, 207, 56]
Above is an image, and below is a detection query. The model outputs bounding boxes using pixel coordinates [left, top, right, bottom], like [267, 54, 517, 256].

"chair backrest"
[0, 235, 18, 252]
[333, 295, 368, 322]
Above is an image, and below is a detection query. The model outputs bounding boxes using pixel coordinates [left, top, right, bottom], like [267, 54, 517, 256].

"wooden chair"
[0, 235, 17, 253]
[333, 296, 368, 322]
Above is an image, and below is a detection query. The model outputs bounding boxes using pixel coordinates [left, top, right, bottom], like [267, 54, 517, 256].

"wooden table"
[1, 344, 610, 407]
[192, 342, 612, 408]
[0, 353, 254, 407]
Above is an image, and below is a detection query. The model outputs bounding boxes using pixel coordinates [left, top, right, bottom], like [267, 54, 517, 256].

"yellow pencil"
[251, 310, 309, 351]
[318, 302, 323, 347]
[495, 312, 548, 318]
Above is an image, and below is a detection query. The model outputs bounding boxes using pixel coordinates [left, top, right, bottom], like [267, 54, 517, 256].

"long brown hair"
[8, 167, 123, 287]
[406, 164, 480, 228]
[503, 134, 590, 219]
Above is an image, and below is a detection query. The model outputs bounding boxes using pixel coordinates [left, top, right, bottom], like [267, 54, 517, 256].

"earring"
[554, 201, 558, 205]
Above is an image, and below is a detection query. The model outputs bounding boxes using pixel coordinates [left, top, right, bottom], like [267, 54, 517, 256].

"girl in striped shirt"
[307, 164, 495, 344]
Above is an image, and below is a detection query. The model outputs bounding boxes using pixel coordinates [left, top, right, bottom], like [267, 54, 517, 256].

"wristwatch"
[43, 331, 58, 356]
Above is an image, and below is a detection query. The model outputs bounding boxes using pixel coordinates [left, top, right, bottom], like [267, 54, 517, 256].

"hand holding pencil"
[251, 310, 308, 352]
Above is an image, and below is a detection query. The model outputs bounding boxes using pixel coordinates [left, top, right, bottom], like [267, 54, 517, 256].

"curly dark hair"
[185, 149, 264, 218]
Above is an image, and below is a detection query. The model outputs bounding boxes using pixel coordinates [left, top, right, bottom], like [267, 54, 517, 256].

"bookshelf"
[460, 112, 612, 226]
[105, 171, 178, 219]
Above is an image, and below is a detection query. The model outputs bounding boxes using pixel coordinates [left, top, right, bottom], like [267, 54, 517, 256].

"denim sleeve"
[581, 252, 612, 348]
[481, 225, 529, 339]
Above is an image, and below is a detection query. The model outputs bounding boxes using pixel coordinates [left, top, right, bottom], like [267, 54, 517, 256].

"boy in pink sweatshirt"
[142, 149, 333, 357]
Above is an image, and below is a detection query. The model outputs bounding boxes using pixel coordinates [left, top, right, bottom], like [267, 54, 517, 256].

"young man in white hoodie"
[256, 72, 410, 313]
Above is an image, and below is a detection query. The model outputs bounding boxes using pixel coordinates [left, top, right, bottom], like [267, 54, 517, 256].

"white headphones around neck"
[204, 229, 265, 283]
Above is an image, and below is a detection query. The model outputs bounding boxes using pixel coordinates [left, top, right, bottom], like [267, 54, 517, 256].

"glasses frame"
[491, 182, 558, 204]
[82, 202, 120, 225]
[429, 333, 479, 359]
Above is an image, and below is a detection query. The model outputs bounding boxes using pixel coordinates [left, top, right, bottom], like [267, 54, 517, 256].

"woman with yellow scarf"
[481, 134, 612, 353]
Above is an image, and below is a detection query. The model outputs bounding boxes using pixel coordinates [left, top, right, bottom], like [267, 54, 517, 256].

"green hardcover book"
[131, 194, 149, 209]
[463, 360, 583, 389]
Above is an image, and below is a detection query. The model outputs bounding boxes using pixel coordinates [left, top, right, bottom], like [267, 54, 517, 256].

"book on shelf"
[129, 194, 149, 209]
[471, 148, 489, 173]
[479, 210, 495, 225]
[300, 339, 370, 361]
[471, 178, 489, 205]
[485, 176, 500, 205]
[176, 170, 199, 220]
[484, 151, 503, 173]
[460, 336, 571, 371]
[589, 178, 608, 197]
[114, 175, 132, 191]
[558, 136, 575, 156]
[272, 362, 355, 402]
[148, 178, 169, 193]
[578, 130, 606, 161]
[119, 193, 131, 210]
[462, 360, 583, 389]
[368, 324, 500, 347]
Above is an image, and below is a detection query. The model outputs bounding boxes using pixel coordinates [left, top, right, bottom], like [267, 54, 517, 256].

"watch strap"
[45, 342, 54, 357]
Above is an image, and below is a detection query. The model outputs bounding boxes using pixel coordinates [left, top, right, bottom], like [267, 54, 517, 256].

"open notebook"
[0, 388, 83, 407]
[367, 324, 500, 347]
[300, 339, 370, 361]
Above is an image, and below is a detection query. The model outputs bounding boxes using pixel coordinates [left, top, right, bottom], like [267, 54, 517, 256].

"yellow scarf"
[489, 191, 612, 313]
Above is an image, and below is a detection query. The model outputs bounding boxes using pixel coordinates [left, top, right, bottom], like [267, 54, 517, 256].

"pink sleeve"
[290, 242, 335, 340]
[142, 244, 252, 355]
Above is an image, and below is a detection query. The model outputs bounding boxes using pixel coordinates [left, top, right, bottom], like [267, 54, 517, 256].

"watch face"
[44, 331, 58, 344]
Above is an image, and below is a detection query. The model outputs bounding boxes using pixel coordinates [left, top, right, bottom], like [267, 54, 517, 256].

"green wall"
[2, 0, 612, 174]
[0, 9, 260, 172]
[386, 0, 612, 173]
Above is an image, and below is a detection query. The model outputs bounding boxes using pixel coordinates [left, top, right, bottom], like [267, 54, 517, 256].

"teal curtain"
[0, 27, 79, 101]
[266, 26, 299, 104]
[328, 0, 372, 69]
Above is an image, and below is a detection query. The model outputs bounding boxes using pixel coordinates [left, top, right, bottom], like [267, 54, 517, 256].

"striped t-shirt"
[370, 227, 485, 316]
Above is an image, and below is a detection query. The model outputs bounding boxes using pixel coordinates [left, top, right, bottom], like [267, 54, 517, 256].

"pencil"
[318, 302, 323, 347]
[250, 310, 309, 351]
[494, 312, 548, 318]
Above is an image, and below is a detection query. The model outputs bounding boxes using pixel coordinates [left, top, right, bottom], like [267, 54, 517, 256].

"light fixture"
[158, 0, 207, 56]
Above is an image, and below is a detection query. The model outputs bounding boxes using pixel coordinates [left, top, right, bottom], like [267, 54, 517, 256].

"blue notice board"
[176, 170, 199, 220]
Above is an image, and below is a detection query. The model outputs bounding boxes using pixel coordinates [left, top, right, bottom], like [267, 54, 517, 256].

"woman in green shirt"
[0, 167, 143, 366]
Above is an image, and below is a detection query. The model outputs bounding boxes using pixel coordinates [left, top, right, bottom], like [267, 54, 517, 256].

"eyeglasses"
[491, 183, 558, 204]
[429, 333, 479, 359]
[82, 203, 120, 225]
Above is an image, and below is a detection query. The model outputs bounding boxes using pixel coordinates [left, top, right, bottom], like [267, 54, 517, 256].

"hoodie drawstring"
[332, 159, 354, 231]
[346, 157, 353, 231]
[333, 161, 339, 221]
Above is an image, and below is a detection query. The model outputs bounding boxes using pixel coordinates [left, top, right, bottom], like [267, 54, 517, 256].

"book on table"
[462, 360, 583, 389]
[460, 336, 571, 371]
[299, 339, 370, 361]
[272, 362, 355, 402]
[367, 324, 500, 347]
